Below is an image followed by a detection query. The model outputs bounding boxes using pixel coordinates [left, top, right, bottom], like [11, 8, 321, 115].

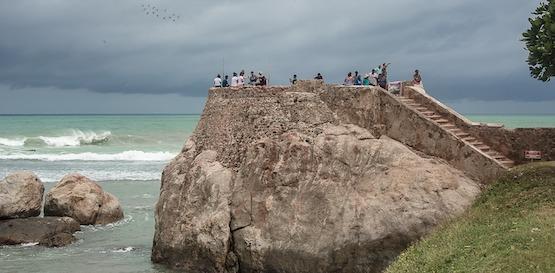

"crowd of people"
[341, 63, 390, 89]
[213, 65, 423, 91]
[213, 70, 268, 88]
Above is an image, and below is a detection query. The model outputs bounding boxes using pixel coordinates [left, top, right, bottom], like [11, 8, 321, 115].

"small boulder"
[0, 217, 81, 247]
[0, 171, 44, 219]
[44, 174, 124, 225]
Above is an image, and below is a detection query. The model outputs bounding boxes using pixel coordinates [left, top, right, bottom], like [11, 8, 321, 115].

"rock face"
[152, 86, 482, 273]
[0, 217, 81, 247]
[44, 174, 124, 225]
[0, 171, 44, 219]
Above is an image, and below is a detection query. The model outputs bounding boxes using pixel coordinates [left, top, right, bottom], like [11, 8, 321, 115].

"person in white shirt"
[213, 74, 222, 87]
[231, 72, 239, 87]
[369, 69, 378, 86]
[238, 71, 245, 87]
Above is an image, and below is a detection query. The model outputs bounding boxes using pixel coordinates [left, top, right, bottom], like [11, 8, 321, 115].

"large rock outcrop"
[44, 174, 124, 225]
[0, 171, 44, 219]
[152, 86, 482, 273]
[0, 217, 80, 247]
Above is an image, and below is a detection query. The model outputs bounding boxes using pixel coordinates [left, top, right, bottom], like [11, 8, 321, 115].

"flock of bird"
[141, 3, 181, 22]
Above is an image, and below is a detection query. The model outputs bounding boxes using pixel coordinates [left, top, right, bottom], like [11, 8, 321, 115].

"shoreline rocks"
[0, 171, 44, 219]
[0, 217, 81, 247]
[44, 174, 124, 225]
[0, 171, 125, 248]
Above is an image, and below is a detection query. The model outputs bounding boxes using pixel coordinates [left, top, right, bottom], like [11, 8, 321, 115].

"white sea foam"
[112, 247, 134, 253]
[20, 242, 40, 247]
[33, 170, 164, 183]
[38, 129, 111, 147]
[0, 150, 175, 162]
[0, 137, 27, 147]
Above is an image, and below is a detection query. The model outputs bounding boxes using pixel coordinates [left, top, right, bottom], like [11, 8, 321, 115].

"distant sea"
[0, 114, 554, 273]
[465, 114, 555, 128]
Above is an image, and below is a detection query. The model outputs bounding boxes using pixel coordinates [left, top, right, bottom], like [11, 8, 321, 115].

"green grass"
[386, 162, 555, 273]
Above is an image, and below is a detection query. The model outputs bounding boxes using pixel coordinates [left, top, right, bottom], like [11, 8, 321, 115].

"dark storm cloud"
[0, 0, 552, 100]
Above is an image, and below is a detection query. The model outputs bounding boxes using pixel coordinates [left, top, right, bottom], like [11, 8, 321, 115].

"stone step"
[429, 115, 443, 119]
[464, 137, 477, 142]
[487, 151, 502, 158]
[434, 119, 450, 124]
[500, 160, 515, 168]
[475, 145, 491, 151]
[469, 141, 484, 146]
[455, 132, 470, 138]
[442, 123, 457, 129]
[421, 111, 436, 116]
[416, 107, 428, 112]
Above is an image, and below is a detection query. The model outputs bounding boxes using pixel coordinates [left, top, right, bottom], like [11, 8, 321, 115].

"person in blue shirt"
[354, 71, 362, 85]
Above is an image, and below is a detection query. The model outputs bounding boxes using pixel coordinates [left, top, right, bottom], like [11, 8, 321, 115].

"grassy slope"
[386, 162, 555, 273]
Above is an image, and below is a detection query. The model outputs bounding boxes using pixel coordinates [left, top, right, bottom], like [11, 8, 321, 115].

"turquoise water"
[0, 115, 199, 182]
[0, 181, 173, 273]
[465, 115, 555, 128]
[0, 115, 199, 273]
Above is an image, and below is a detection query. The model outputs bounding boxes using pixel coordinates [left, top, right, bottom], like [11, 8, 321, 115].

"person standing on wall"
[377, 72, 387, 90]
[249, 71, 257, 86]
[290, 74, 298, 85]
[213, 74, 222, 87]
[238, 70, 245, 87]
[354, 71, 363, 85]
[231, 72, 239, 87]
[369, 69, 378, 86]
[413, 69, 423, 87]
[314, 73, 323, 80]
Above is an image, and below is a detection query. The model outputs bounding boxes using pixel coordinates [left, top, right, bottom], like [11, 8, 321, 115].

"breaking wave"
[0, 130, 112, 147]
[0, 137, 27, 147]
[0, 150, 175, 162]
[37, 130, 112, 147]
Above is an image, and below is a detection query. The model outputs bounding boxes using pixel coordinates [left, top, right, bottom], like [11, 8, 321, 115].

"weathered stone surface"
[0, 217, 81, 247]
[0, 171, 44, 219]
[231, 125, 479, 273]
[44, 174, 124, 225]
[152, 86, 482, 273]
[152, 148, 235, 273]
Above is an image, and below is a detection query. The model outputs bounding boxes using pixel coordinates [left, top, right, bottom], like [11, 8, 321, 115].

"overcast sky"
[0, 0, 553, 114]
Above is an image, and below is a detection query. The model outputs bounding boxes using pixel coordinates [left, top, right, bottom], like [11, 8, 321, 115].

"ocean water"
[0, 115, 199, 273]
[1, 114, 554, 273]
[465, 114, 555, 128]
[0, 115, 199, 182]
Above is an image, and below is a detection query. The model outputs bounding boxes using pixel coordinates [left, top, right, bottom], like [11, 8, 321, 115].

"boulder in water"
[0, 217, 81, 247]
[44, 174, 124, 225]
[0, 171, 44, 219]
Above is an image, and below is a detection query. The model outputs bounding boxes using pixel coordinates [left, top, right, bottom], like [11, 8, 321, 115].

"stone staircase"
[398, 96, 514, 169]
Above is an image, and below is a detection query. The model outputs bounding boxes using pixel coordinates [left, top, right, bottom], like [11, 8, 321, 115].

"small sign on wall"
[524, 150, 542, 160]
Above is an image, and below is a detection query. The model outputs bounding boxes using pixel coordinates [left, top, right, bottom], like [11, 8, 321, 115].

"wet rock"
[44, 174, 124, 225]
[0, 217, 80, 247]
[0, 171, 44, 219]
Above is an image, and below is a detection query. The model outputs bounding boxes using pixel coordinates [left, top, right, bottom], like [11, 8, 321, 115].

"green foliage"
[522, 1, 555, 82]
[386, 162, 555, 273]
